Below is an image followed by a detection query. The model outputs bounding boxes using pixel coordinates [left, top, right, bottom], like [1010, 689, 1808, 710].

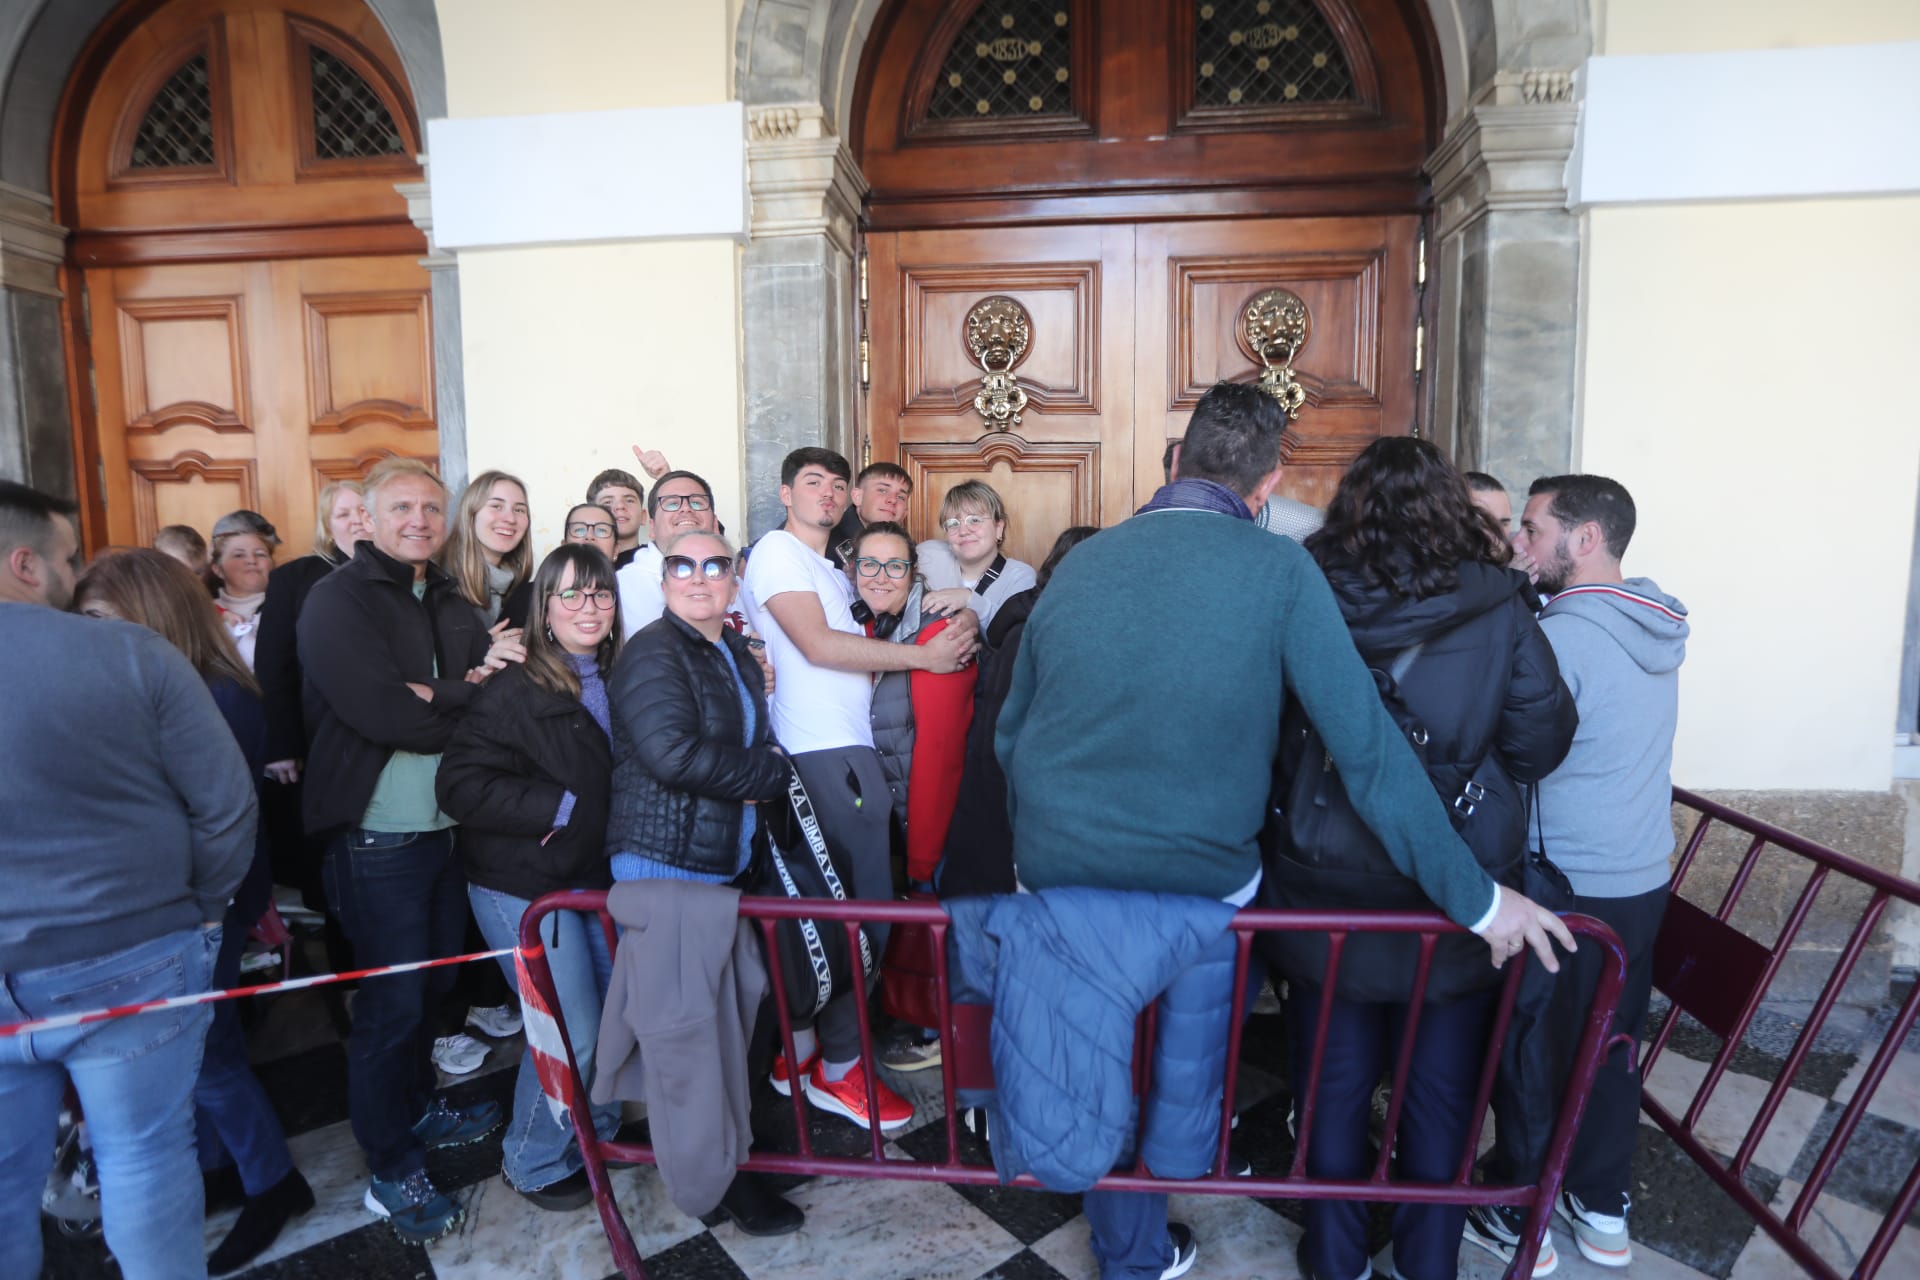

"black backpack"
[1258, 640, 1520, 1004]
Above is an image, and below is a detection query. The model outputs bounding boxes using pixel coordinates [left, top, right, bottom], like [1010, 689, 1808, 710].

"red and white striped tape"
[0, 946, 514, 1039]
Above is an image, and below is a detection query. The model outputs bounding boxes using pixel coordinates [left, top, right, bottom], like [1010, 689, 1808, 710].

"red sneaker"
[803, 1058, 914, 1131]
[769, 1048, 818, 1098]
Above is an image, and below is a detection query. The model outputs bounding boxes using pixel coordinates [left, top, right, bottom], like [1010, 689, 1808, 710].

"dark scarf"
[1135, 478, 1255, 522]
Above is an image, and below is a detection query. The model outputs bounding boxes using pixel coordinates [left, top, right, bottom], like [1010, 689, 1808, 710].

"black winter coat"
[935, 586, 1038, 897]
[606, 612, 789, 877]
[296, 541, 490, 837]
[1263, 559, 1576, 1003]
[256, 551, 345, 763]
[436, 664, 614, 901]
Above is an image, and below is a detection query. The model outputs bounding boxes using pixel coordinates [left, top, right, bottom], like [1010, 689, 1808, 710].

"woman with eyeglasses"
[433, 545, 627, 1211]
[915, 479, 1037, 629]
[562, 502, 619, 564]
[602, 529, 804, 1235]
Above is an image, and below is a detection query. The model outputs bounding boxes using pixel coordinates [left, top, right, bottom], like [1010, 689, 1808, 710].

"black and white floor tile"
[38, 930, 1920, 1280]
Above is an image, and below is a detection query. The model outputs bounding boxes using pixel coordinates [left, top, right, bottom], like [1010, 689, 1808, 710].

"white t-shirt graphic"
[742, 529, 873, 754]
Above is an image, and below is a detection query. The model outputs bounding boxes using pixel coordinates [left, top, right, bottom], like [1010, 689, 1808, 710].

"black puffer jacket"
[436, 664, 614, 902]
[1263, 559, 1576, 1003]
[256, 552, 345, 763]
[606, 612, 789, 877]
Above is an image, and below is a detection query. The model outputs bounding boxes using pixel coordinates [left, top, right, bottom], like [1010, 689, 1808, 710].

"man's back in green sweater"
[994, 506, 1497, 928]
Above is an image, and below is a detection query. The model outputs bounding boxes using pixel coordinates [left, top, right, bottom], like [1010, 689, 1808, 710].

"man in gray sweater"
[1471, 473, 1688, 1274]
[0, 481, 256, 1280]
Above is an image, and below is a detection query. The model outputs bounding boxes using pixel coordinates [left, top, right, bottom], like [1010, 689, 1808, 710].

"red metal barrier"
[520, 892, 1628, 1280]
[1648, 788, 1920, 1280]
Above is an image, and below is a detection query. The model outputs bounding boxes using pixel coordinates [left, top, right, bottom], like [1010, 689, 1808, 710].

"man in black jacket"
[296, 458, 516, 1244]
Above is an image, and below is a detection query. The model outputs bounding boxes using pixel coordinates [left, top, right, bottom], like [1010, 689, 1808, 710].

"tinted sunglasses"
[663, 554, 733, 582]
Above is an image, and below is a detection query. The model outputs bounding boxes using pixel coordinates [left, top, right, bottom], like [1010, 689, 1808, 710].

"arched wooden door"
[57, 0, 434, 550]
[855, 0, 1439, 565]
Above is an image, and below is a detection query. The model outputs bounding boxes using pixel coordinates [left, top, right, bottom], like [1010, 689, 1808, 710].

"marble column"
[396, 166, 468, 495]
[742, 103, 866, 538]
[0, 183, 75, 499]
[1426, 70, 1582, 492]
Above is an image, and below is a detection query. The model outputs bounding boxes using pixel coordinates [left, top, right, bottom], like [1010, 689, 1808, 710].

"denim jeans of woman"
[0, 925, 219, 1280]
[468, 885, 621, 1191]
[195, 847, 296, 1194]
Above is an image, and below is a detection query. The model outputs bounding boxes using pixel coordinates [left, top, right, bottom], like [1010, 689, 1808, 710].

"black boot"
[207, 1169, 315, 1274]
[702, 1170, 803, 1237]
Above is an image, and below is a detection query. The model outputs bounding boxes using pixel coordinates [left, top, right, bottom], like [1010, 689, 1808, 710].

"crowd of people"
[0, 378, 1687, 1280]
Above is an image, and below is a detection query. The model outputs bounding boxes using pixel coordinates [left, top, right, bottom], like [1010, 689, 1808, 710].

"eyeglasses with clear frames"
[943, 513, 992, 533]
[855, 556, 912, 579]
[655, 495, 711, 513]
[567, 522, 615, 539]
[551, 588, 615, 612]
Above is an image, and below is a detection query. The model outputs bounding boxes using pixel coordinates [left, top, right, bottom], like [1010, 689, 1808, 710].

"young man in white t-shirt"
[743, 447, 977, 1132]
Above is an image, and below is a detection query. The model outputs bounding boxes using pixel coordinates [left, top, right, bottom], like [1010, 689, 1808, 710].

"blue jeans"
[322, 828, 465, 1182]
[0, 925, 219, 1280]
[195, 851, 295, 1194]
[468, 885, 621, 1190]
[1287, 984, 1496, 1280]
[1085, 929, 1239, 1279]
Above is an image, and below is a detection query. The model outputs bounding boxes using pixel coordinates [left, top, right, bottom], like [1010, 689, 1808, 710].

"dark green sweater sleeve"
[1277, 561, 1497, 928]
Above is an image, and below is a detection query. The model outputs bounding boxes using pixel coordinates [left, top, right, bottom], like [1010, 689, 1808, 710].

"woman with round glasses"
[562, 502, 619, 564]
[434, 545, 626, 1211]
[848, 523, 977, 892]
[915, 479, 1036, 629]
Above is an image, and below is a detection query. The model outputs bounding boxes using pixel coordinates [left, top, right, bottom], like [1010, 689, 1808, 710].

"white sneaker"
[1556, 1191, 1632, 1268]
[432, 1034, 489, 1076]
[465, 1004, 523, 1038]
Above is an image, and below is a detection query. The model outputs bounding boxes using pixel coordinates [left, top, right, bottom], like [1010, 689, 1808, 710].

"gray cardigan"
[0, 604, 256, 970]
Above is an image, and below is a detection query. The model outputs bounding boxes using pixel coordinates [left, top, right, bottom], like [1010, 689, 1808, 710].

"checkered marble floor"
[38, 936, 1920, 1280]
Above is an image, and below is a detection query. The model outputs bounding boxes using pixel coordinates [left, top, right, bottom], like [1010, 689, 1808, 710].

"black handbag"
[749, 766, 876, 1022]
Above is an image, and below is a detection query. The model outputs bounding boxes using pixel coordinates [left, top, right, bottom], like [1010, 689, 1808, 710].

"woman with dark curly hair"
[1265, 436, 1578, 1280]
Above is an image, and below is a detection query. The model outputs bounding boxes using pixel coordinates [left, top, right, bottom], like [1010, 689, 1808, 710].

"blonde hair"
[444, 470, 532, 611]
[312, 480, 364, 559]
[362, 457, 445, 505]
[939, 479, 1008, 526]
[76, 549, 259, 698]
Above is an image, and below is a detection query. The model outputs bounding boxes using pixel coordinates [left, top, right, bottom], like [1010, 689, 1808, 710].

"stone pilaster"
[742, 103, 867, 538]
[0, 183, 75, 498]
[1426, 71, 1583, 496]
[396, 163, 468, 495]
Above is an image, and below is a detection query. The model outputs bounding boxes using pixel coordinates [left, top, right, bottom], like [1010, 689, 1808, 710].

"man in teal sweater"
[997, 382, 1572, 1280]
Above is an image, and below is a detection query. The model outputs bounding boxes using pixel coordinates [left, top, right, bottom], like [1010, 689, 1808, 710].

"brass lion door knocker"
[1239, 287, 1311, 420]
[964, 295, 1033, 431]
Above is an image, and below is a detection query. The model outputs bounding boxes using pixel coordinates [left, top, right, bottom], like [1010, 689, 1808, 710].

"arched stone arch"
[735, 0, 1592, 527]
[0, 0, 465, 507]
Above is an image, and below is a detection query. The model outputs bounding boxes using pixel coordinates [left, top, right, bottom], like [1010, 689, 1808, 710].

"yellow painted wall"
[1581, 198, 1920, 790]
[435, 0, 743, 551]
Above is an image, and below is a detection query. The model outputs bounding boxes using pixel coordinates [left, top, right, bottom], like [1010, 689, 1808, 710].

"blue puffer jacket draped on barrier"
[944, 888, 1239, 1192]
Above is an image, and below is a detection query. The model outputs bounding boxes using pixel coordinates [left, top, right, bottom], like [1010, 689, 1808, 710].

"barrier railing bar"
[1457, 960, 1525, 1186]
[1289, 930, 1345, 1179]
[931, 918, 960, 1167]
[1668, 808, 1716, 892]
[1860, 1145, 1920, 1280]
[1713, 834, 1773, 922]
[1673, 788, 1920, 906]
[756, 916, 814, 1160]
[1372, 932, 1437, 1184]
[843, 919, 887, 1164]
[1214, 929, 1254, 1179]
[1789, 976, 1920, 1231]
[1729, 891, 1888, 1179]
[1682, 865, 1830, 1132]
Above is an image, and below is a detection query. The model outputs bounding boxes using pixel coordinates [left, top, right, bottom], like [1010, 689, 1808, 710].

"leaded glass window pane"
[1194, 0, 1354, 107]
[309, 45, 404, 159]
[925, 1, 1074, 121]
[130, 55, 216, 168]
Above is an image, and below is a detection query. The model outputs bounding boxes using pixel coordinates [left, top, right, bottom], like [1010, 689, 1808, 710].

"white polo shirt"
[741, 529, 874, 754]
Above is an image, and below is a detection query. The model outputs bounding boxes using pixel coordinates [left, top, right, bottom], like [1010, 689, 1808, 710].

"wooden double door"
[866, 215, 1420, 568]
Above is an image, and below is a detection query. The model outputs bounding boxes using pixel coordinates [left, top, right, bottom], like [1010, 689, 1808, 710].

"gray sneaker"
[1557, 1191, 1631, 1268]
[878, 1035, 943, 1073]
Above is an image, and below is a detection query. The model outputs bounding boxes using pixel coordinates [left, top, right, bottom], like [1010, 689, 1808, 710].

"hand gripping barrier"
[1648, 789, 1920, 1280]
[522, 892, 1627, 1279]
